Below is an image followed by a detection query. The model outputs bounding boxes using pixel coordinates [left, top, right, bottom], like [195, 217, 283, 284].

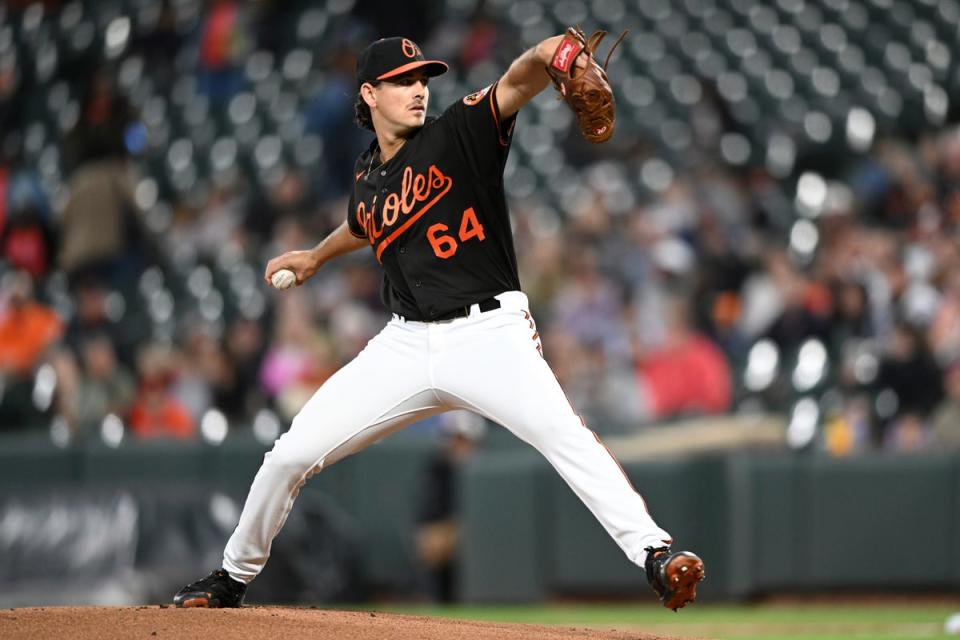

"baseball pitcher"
[174, 30, 704, 611]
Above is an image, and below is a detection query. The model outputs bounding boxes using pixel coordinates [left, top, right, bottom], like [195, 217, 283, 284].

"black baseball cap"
[356, 37, 448, 87]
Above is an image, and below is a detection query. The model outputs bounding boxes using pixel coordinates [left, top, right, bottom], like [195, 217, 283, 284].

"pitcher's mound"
[0, 606, 682, 640]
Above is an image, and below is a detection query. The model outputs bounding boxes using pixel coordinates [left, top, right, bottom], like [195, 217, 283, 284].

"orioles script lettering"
[356, 164, 455, 261]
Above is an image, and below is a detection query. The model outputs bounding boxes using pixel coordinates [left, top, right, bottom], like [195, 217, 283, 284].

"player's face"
[371, 71, 430, 134]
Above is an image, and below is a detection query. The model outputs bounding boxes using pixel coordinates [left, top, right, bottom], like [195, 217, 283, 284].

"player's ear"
[360, 82, 377, 108]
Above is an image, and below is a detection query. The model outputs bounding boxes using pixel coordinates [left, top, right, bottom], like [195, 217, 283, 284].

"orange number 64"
[427, 207, 486, 259]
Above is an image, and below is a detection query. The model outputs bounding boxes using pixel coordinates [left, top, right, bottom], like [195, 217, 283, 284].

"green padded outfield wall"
[459, 449, 551, 602]
[0, 434, 958, 601]
[0, 432, 438, 596]
[725, 453, 960, 597]
[460, 451, 960, 601]
[460, 451, 732, 602]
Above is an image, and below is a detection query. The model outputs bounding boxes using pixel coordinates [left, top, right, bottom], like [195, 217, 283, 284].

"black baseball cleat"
[173, 569, 247, 608]
[644, 546, 705, 611]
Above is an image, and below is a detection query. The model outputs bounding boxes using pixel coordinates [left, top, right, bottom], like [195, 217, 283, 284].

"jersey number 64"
[427, 207, 486, 259]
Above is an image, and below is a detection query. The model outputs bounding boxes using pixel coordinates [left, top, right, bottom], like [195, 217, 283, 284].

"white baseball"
[271, 268, 297, 290]
[945, 613, 960, 635]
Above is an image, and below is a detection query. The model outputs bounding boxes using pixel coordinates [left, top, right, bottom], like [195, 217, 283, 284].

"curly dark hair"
[354, 81, 380, 131]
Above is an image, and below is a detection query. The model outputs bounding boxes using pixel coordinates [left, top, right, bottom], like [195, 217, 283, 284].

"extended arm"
[263, 221, 368, 286]
[498, 29, 626, 143]
[495, 35, 568, 120]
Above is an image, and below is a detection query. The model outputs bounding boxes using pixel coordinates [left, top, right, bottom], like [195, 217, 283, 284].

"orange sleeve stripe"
[488, 80, 511, 147]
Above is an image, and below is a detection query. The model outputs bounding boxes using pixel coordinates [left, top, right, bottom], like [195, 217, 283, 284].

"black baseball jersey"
[347, 81, 521, 321]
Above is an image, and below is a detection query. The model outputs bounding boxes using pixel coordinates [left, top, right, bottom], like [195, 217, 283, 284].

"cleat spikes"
[644, 547, 705, 611]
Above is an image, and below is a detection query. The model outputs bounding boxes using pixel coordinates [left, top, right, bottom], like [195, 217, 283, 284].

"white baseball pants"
[223, 291, 672, 583]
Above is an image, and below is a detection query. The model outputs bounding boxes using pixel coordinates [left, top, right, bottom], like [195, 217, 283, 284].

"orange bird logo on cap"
[401, 39, 420, 58]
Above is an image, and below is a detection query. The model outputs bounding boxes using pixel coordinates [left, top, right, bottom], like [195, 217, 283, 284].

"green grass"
[364, 603, 960, 639]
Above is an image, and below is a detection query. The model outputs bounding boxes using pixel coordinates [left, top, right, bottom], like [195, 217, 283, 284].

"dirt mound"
[0, 606, 680, 640]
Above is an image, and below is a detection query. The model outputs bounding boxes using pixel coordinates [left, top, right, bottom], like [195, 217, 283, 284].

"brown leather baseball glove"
[546, 27, 628, 144]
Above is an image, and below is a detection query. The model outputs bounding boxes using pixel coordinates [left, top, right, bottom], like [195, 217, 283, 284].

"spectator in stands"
[930, 362, 960, 451]
[128, 343, 196, 440]
[259, 293, 337, 421]
[456, 9, 499, 70]
[884, 413, 931, 453]
[3, 0, 960, 454]
[55, 332, 136, 437]
[875, 322, 944, 448]
[129, 1, 182, 91]
[243, 166, 316, 246]
[63, 277, 141, 369]
[513, 215, 565, 314]
[171, 324, 221, 423]
[415, 411, 484, 603]
[0, 153, 56, 281]
[0, 47, 22, 149]
[0, 271, 63, 374]
[59, 70, 147, 292]
[165, 178, 246, 261]
[303, 44, 367, 195]
[550, 246, 629, 359]
[928, 269, 960, 364]
[692, 217, 752, 351]
[941, 132, 960, 225]
[220, 316, 267, 423]
[173, 323, 262, 426]
[0, 271, 63, 429]
[65, 69, 135, 170]
[761, 249, 832, 351]
[58, 160, 143, 291]
[196, 0, 250, 106]
[823, 395, 873, 457]
[635, 297, 733, 422]
[828, 280, 874, 350]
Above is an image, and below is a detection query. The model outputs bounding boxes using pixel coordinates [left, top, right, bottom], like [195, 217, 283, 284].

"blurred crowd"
[1, 0, 960, 455]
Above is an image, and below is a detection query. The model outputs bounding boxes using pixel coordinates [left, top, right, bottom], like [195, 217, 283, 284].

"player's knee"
[262, 441, 320, 478]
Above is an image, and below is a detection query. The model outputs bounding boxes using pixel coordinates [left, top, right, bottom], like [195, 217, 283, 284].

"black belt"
[402, 297, 501, 322]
